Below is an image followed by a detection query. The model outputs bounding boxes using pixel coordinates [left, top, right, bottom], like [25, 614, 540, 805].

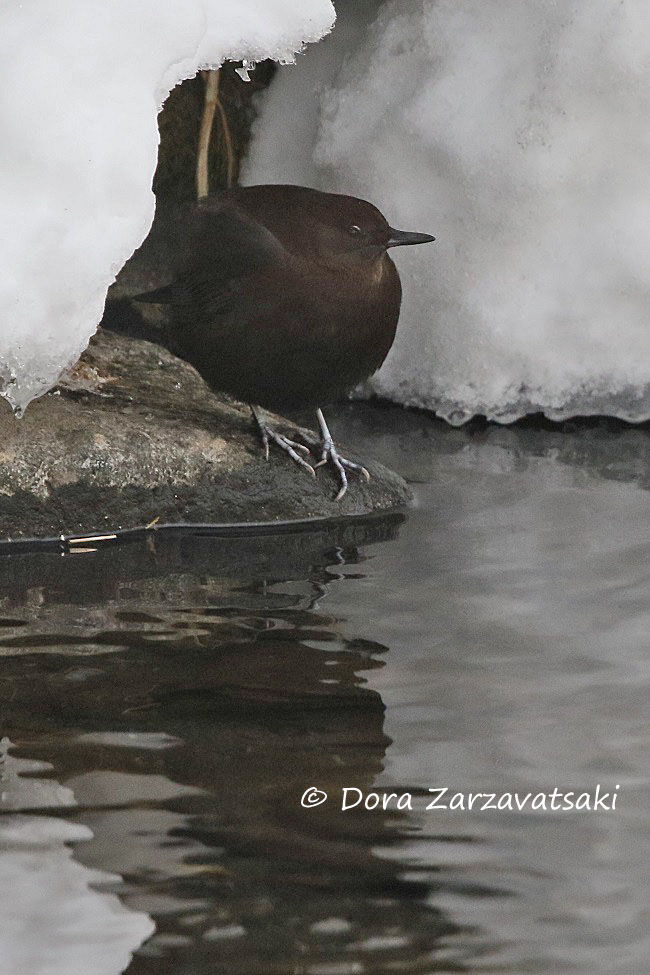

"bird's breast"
[171, 249, 403, 412]
[368, 254, 388, 287]
[302, 253, 402, 377]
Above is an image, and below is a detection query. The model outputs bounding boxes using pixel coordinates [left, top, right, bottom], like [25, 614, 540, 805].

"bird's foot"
[261, 426, 316, 476]
[251, 405, 316, 477]
[314, 408, 370, 501]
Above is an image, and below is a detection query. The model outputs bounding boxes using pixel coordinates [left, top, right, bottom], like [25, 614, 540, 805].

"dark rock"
[0, 329, 410, 539]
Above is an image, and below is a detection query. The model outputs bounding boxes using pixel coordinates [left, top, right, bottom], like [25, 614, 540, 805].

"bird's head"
[234, 185, 435, 267]
[300, 190, 436, 266]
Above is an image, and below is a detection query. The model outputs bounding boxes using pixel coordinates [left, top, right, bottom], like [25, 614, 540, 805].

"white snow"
[0, 0, 334, 415]
[243, 0, 650, 423]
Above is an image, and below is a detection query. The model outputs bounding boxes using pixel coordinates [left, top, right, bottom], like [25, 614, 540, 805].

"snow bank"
[244, 0, 650, 423]
[0, 0, 334, 414]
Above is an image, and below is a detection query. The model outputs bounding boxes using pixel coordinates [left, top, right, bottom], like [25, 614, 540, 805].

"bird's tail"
[131, 284, 175, 304]
[100, 297, 172, 350]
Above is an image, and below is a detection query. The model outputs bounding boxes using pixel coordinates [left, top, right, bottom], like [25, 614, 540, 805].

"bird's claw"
[258, 423, 316, 476]
[252, 406, 369, 499]
[315, 436, 370, 500]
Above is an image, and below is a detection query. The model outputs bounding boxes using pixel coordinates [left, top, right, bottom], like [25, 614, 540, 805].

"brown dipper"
[134, 184, 435, 499]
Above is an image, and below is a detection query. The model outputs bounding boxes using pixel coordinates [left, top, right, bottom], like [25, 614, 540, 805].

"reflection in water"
[1, 405, 650, 974]
[0, 740, 154, 975]
[0, 515, 456, 975]
[322, 406, 650, 975]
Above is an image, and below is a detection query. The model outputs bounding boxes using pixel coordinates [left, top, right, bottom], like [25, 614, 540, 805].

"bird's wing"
[168, 198, 303, 386]
[177, 199, 287, 301]
[132, 199, 287, 308]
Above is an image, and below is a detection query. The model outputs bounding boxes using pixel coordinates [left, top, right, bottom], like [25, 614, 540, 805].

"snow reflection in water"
[1, 405, 649, 974]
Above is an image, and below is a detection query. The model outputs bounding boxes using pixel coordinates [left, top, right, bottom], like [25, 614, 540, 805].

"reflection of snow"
[74, 808, 214, 881]
[0, 736, 216, 972]
[64, 770, 202, 807]
[0, 0, 334, 413]
[77, 731, 181, 750]
[0, 739, 154, 975]
[0, 736, 75, 810]
[0, 818, 154, 975]
[326, 436, 650, 974]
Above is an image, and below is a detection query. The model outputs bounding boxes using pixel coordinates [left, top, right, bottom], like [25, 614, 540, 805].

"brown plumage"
[135, 184, 435, 497]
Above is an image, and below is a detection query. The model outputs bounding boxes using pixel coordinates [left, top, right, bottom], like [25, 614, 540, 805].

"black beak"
[387, 228, 436, 248]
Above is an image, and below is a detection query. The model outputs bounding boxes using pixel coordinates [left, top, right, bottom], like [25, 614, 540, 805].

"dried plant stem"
[217, 95, 235, 189]
[196, 69, 220, 198]
[196, 68, 235, 199]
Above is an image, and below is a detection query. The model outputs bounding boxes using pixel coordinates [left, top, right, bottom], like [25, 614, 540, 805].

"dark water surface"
[1, 405, 649, 975]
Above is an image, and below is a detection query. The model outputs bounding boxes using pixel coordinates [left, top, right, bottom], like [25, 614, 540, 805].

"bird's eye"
[349, 224, 361, 235]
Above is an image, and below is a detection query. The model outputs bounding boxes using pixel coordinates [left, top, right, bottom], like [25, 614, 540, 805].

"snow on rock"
[0, 0, 334, 415]
[243, 0, 650, 424]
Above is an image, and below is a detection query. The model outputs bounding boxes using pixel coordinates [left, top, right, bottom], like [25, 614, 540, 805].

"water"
[1, 403, 649, 974]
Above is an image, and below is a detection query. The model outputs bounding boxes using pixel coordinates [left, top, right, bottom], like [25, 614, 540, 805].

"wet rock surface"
[0, 329, 410, 539]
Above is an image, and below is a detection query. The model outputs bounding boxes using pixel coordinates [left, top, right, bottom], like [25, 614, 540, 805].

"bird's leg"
[313, 408, 370, 501]
[250, 404, 315, 477]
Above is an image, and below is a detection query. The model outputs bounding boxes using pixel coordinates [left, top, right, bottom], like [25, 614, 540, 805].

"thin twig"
[217, 96, 235, 188]
[196, 69, 220, 199]
[196, 68, 236, 198]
